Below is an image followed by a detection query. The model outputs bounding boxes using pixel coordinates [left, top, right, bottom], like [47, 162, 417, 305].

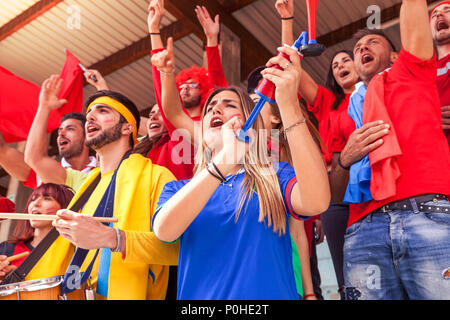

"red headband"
[430, 1, 450, 18]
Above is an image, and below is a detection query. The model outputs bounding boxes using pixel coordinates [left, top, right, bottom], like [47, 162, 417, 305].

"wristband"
[210, 161, 226, 182]
[150, 32, 161, 35]
[206, 164, 225, 183]
[111, 228, 122, 253]
[338, 155, 350, 171]
[303, 293, 316, 299]
[281, 16, 294, 20]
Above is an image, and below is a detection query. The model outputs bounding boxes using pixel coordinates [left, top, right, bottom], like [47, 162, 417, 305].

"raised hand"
[195, 5, 220, 46]
[275, 0, 294, 18]
[148, 0, 165, 33]
[38, 75, 67, 111]
[214, 115, 251, 170]
[261, 46, 302, 110]
[83, 69, 109, 91]
[151, 37, 175, 73]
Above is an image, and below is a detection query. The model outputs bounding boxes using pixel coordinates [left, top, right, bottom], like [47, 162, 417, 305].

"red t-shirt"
[0, 241, 33, 268]
[437, 53, 450, 147]
[309, 86, 351, 165]
[345, 48, 450, 226]
[330, 102, 357, 154]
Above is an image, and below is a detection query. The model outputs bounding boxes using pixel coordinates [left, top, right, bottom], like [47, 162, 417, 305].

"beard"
[435, 32, 450, 46]
[85, 122, 123, 150]
[182, 94, 201, 109]
[59, 139, 84, 159]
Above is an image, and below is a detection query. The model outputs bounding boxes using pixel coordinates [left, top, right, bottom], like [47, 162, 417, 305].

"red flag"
[0, 50, 83, 143]
[0, 67, 40, 143]
[48, 49, 83, 127]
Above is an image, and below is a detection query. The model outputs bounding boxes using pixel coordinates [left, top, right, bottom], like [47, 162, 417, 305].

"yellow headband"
[87, 96, 139, 145]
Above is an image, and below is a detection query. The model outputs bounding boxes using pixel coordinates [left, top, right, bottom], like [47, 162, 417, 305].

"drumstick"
[0, 213, 118, 223]
[7, 252, 30, 262]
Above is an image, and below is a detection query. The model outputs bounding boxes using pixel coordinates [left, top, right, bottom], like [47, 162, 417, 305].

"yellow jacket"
[26, 154, 179, 300]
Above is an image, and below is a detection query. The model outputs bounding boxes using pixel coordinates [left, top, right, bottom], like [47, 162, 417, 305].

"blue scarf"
[343, 82, 373, 204]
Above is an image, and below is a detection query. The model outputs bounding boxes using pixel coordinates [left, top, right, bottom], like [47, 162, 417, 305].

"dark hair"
[246, 66, 267, 94]
[85, 90, 141, 148]
[61, 112, 87, 128]
[9, 184, 75, 244]
[325, 50, 355, 111]
[353, 28, 397, 52]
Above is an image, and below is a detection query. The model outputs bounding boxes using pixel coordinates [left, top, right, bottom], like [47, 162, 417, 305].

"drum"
[0, 276, 88, 300]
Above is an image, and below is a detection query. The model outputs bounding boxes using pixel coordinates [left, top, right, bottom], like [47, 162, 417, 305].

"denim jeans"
[343, 199, 450, 300]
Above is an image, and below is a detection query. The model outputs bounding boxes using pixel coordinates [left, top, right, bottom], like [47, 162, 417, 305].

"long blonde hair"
[195, 86, 289, 236]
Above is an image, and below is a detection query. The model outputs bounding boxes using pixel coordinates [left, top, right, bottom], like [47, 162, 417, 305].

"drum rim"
[0, 276, 63, 296]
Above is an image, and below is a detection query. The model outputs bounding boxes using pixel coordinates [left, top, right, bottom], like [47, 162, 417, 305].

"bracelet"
[157, 68, 175, 75]
[210, 161, 226, 182]
[206, 164, 225, 183]
[150, 32, 161, 35]
[303, 293, 316, 299]
[281, 16, 294, 20]
[111, 228, 122, 253]
[283, 118, 306, 135]
[338, 154, 350, 171]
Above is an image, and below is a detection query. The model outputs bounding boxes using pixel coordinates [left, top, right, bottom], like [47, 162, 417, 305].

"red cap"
[430, 1, 450, 18]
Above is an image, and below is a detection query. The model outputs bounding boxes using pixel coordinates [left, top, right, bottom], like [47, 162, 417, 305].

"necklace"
[222, 168, 245, 202]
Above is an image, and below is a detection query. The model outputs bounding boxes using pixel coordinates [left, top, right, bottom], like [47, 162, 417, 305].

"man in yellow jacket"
[27, 75, 178, 300]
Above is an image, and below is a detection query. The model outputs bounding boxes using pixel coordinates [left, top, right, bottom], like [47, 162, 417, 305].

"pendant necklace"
[222, 167, 245, 202]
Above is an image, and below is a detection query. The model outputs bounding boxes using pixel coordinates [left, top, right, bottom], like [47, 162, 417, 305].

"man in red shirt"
[430, 1, 450, 147]
[331, 0, 450, 300]
[0, 112, 96, 191]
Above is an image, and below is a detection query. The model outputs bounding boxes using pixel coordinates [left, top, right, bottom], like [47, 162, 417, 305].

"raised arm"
[83, 69, 110, 91]
[148, 0, 186, 136]
[24, 75, 68, 185]
[275, 0, 318, 106]
[275, 0, 295, 46]
[196, 5, 228, 88]
[0, 132, 30, 181]
[262, 47, 330, 215]
[400, 0, 434, 60]
[152, 38, 199, 145]
[148, 0, 165, 50]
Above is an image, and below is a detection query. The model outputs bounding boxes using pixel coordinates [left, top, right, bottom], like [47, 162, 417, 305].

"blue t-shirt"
[153, 162, 307, 300]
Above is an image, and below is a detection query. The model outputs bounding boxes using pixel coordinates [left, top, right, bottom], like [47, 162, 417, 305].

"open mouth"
[361, 53, 374, 66]
[437, 20, 449, 32]
[149, 123, 161, 130]
[339, 70, 350, 79]
[210, 117, 224, 128]
[86, 123, 101, 134]
[58, 139, 69, 147]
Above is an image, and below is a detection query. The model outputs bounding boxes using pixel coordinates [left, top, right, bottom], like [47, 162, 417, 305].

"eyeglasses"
[179, 82, 200, 90]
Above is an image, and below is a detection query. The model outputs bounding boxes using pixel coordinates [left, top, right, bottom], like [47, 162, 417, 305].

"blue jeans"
[343, 199, 450, 300]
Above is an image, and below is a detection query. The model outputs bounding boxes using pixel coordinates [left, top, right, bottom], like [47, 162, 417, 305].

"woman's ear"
[271, 115, 282, 126]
